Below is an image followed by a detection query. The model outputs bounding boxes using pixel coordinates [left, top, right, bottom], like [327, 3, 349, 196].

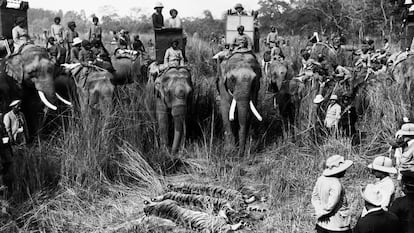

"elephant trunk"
[171, 105, 187, 154]
[237, 100, 250, 156]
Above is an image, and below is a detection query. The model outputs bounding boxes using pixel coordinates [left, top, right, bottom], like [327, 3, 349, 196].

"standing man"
[339, 94, 358, 138]
[166, 9, 182, 28]
[311, 155, 353, 233]
[324, 95, 342, 133]
[152, 2, 164, 30]
[64, 21, 79, 63]
[231, 3, 248, 15]
[266, 26, 278, 48]
[3, 100, 28, 146]
[50, 16, 64, 41]
[389, 174, 414, 233]
[353, 184, 400, 233]
[0, 112, 13, 199]
[12, 17, 29, 53]
[366, 156, 397, 211]
[88, 16, 102, 41]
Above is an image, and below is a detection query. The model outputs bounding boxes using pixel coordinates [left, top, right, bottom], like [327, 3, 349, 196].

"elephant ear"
[5, 55, 24, 84]
[154, 74, 172, 108]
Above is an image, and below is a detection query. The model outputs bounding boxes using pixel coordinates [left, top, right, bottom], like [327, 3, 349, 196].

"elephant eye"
[28, 69, 39, 77]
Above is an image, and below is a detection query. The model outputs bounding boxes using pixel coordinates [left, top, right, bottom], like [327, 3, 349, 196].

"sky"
[29, 0, 260, 19]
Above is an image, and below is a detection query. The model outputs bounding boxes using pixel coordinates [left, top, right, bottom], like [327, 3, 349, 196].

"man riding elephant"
[218, 52, 262, 155]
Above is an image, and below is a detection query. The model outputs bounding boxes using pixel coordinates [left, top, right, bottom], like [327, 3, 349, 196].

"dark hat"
[92, 16, 99, 21]
[237, 25, 244, 31]
[16, 16, 26, 25]
[67, 21, 76, 28]
[81, 40, 91, 48]
[48, 37, 56, 43]
[170, 9, 178, 15]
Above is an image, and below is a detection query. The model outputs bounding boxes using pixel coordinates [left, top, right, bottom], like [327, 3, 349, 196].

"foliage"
[258, 0, 403, 38]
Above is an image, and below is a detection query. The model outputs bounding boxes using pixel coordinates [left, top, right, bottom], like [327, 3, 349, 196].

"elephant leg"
[171, 115, 185, 154]
[220, 96, 235, 148]
[156, 101, 169, 150]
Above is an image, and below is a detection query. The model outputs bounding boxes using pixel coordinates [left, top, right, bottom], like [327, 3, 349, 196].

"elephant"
[60, 64, 114, 116]
[152, 67, 192, 154]
[110, 55, 143, 85]
[267, 59, 303, 136]
[218, 52, 262, 155]
[387, 52, 414, 118]
[0, 44, 70, 139]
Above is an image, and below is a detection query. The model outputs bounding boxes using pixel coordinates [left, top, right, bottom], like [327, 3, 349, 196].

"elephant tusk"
[38, 91, 57, 110]
[56, 93, 72, 106]
[249, 101, 262, 121]
[229, 98, 237, 121]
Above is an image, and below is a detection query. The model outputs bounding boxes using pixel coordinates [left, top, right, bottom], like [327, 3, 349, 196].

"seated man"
[164, 40, 184, 67]
[79, 40, 95, 63]
[69, 37, 82, 63]
[47, 37, 58, 63]
[212, 43, 231, 61]
[270, 42, 285, 60]
[296, 50, 320, 82]
[332, 63, 352, 84]
[232, 25, 252, 51]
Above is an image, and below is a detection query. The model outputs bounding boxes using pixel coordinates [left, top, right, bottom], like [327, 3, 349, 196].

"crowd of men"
[312, 122, 414, 233]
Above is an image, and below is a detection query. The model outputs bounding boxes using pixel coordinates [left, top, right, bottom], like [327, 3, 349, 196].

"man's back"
[353, 209, 400, 233]
[390, 195, 414, 233]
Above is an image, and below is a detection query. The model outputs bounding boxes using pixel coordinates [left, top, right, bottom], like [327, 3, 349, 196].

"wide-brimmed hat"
[368, 156, 397, 174]
[234, 3, 244, 10]
[154, 2, 164, 9]
[313, 94, 324, 104]
[396, 123, 414, 137]
[361, 184, 383, 206]
[72, 37, 82, 46]
[405, 0, 413, 5]
[323, 155, 353, 176]
[9, 100, 21, 107]
[330, 94, 338, 100]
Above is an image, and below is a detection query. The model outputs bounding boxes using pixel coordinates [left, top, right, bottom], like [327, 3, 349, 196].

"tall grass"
[0, 35, 407, 232]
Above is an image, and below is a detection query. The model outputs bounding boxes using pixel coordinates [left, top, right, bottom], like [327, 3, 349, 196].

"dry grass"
[0, 35, 406, 232]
